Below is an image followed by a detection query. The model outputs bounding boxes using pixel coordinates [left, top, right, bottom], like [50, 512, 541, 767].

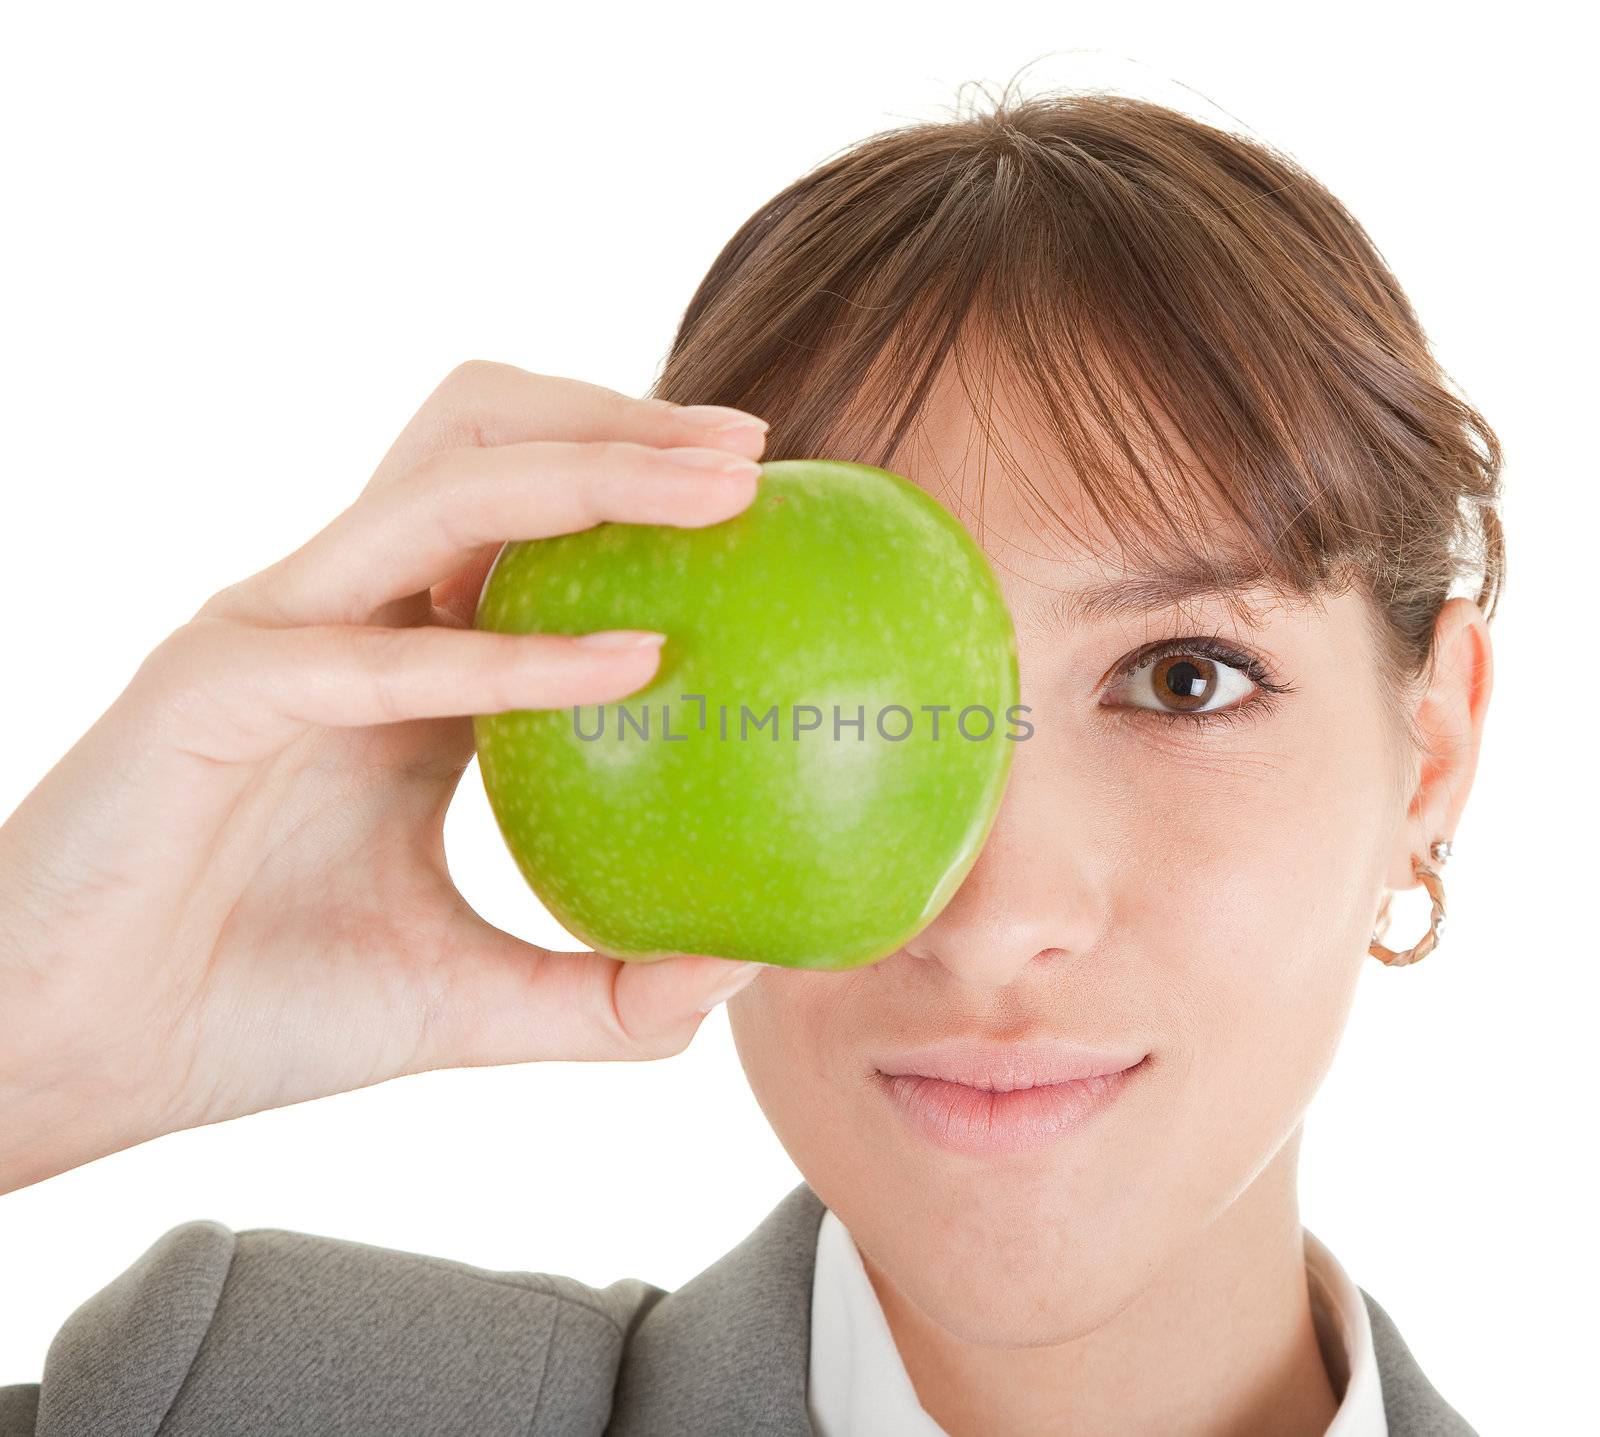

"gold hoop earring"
[1369, 839, 1451, 966]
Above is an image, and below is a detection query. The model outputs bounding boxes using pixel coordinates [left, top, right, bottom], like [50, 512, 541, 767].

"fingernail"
[697, 962, 762, 1012]
[661, 448, 762, 477]
[573, 629, 666, 650]
[675, 404, 770, 435]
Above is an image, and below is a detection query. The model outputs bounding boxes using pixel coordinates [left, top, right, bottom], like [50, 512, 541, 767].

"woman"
[0, 86, 1495, 1435]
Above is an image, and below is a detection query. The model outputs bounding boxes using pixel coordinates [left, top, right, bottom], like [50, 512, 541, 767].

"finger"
[138, 618, 674, 765]
[430, 539, 504, 630]
[224, 438, 764, 628]
[205, 360, 769, 628]
[408, 911, 768, 1071]
[368, 359, 769, 496]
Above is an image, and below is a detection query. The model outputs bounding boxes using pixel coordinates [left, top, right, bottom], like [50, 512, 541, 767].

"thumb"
[658, 952, 766, 1016]
[411, 905, 765, 1072]
[611, 951, 765, 1049]
[604, 953, 768, 1049]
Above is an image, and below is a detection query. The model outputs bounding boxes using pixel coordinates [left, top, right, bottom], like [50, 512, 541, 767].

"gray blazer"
[1, 1180, 1477, 1435]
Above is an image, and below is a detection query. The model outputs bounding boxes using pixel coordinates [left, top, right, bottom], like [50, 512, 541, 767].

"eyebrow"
[1025, 567, 1293, 630]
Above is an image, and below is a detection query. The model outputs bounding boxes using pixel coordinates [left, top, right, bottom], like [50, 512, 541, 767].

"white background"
[1, 3, 1592, 1430]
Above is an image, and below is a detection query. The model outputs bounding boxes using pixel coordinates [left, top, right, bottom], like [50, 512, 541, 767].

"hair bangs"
[651, 82, 1504, 700]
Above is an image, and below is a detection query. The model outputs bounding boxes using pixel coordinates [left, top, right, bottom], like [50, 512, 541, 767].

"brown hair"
[648, 77, 1505, 755]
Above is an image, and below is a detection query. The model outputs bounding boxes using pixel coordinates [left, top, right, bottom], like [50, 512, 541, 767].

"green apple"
[472, 458, 1019, 970]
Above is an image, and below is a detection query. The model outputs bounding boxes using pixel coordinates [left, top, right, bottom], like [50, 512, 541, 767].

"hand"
[0, 360, 771, 1195]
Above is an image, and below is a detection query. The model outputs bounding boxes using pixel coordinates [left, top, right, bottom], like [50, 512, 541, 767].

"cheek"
[1121, 715, 1390, 1214]
[728, 969, 874, 1186]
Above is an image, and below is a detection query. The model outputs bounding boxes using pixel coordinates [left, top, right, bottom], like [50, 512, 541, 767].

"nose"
[901, 734, 1103, 987]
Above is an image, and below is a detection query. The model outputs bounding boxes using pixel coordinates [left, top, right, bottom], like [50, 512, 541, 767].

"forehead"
[830, 342, 1284, 630]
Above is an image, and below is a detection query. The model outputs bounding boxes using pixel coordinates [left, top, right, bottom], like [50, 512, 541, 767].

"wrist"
[0, 1006, 179, 1196]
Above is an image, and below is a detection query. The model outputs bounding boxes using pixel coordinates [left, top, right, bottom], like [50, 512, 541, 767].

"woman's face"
[726, 376, 1429, 1346]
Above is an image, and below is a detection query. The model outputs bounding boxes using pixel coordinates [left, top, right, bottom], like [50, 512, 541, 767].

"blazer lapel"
[605, 1179, 1476, 1437]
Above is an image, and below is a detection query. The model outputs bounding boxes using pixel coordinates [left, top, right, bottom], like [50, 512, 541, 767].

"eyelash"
[1105, 634, 1297, 733]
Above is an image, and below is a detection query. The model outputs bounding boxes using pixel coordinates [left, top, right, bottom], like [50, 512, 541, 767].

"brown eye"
[1152, 654, 1217, 712]
[1107, 645, 1257, 719]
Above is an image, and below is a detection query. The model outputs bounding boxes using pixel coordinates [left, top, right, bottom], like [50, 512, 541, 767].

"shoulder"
[1359, 1285, 1480, 1436]
[5, 1219, 665, 1437]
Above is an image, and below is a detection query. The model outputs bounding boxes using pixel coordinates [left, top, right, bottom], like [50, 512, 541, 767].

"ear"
[1384, 596, 1495, 891]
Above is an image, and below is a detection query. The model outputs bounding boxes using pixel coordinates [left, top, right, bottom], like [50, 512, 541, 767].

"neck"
[859, 1128, 1341, 1437]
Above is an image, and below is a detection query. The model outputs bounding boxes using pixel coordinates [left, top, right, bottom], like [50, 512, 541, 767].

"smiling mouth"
[873, 1055, 1149, 1157]
[871, 1039, 1150, 1091]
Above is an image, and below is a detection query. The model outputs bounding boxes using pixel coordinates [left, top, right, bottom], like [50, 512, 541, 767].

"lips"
[871, 1041, 1150, 1157]
[872, 1039, 1148, 1091]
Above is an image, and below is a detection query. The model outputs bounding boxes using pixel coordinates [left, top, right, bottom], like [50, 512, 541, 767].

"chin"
[790, 1089, 1163, 1333]
[857, 1208, 1143, 1348]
